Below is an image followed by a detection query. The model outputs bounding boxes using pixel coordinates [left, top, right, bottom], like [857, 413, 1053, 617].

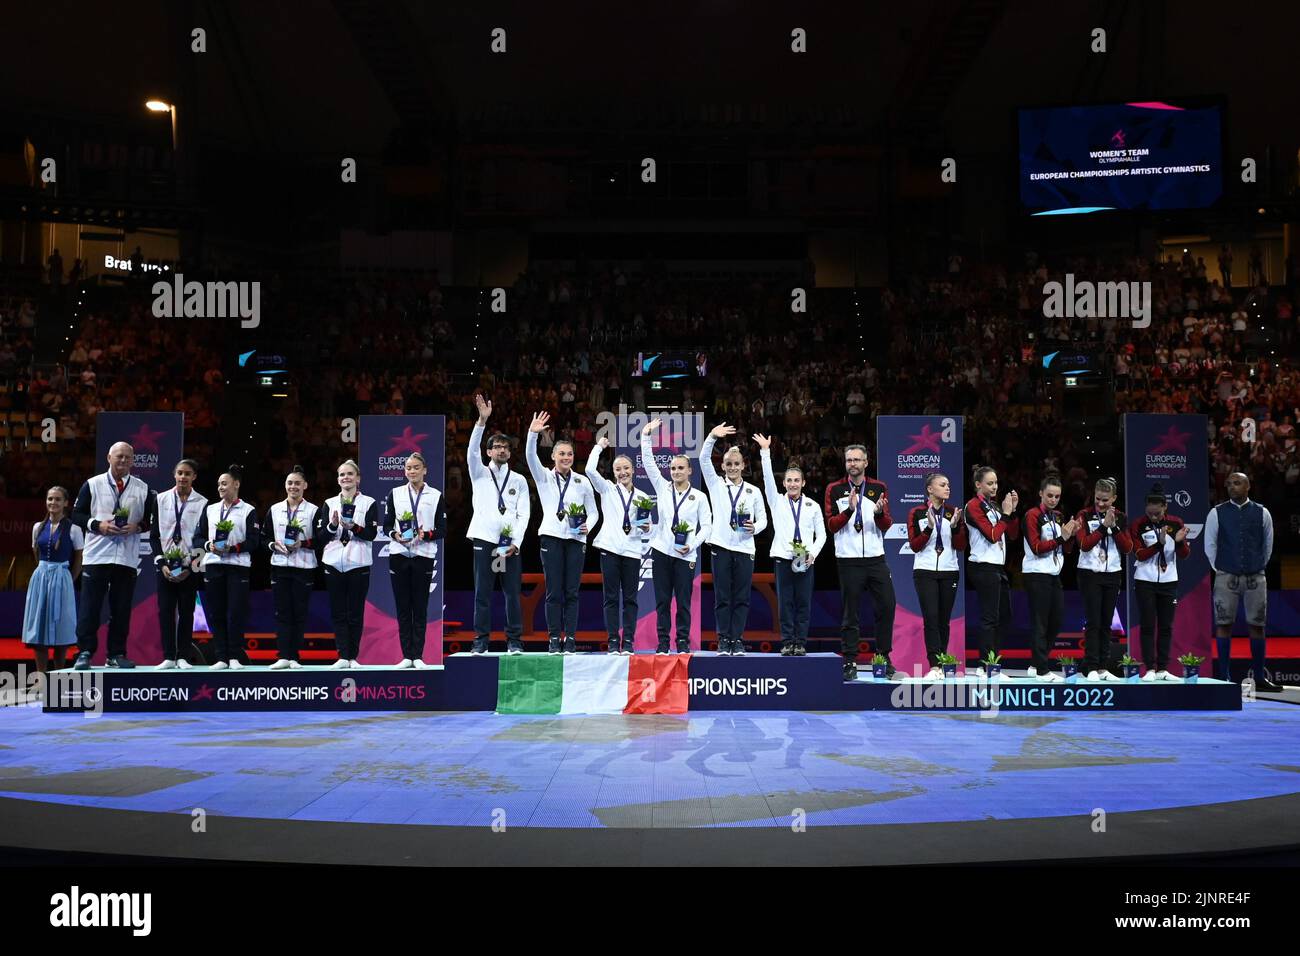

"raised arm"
[585, 439, 611, 495]
[468, 394, 492, 481]
[525, 411, 551, 485]
[639, 420, 670, 494]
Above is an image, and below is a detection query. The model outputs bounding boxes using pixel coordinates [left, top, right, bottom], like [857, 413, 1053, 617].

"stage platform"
[40, 652, 1242, 714]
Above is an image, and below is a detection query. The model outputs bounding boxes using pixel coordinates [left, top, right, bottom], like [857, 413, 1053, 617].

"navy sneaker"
[471, 637, 489, 655]
[792, 644, 807, 657]
[106, 655, 136, 669]
[676, 639, 690, 654]
[73, 651, 92, 671]
[843, 661, 859, 681]
[781, 644, 794, 657]
[506, 641, 524, 655]
[548, 637, 561, 655]
[608, 640, 619, 654]
[563, 637, 577, 655]
[733, 640, 746, 656]
[656, 640, 670, 655]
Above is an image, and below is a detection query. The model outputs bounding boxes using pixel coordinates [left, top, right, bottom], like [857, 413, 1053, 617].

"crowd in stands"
[2, 246, 1295, 583]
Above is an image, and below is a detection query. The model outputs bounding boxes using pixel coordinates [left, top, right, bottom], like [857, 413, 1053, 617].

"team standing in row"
[20, 396, 1278, 690]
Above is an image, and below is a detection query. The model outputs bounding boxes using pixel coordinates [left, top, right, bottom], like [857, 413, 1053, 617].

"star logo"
[383, 427, 428, 457]
[129, 423, 165, 454]
[901, 424, 943, 454]
[1110, 129, 1126, 148]
[193, 683, 215, 701]
[1149, 426, 1191, 454]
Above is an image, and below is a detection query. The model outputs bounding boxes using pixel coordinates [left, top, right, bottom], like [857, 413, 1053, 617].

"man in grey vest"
[1205, 472, 1277, 690]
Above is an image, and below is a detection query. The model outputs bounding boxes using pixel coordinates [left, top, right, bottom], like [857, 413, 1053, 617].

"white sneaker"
[973, 667, 987, 679]
[1026, 666, 1038, 678]
[1040, 671, 1064, 683]
[1086, 670, 1101, 681]
[349, 659, 363, 669]
[211, 661, 229, 670]
[923, 667, 943, 682]
[1157, 670, 1178, 681]
[1098, 669, 1120, 681]
[1141, 669, 1157, 682]
[288, 660, 302, 669]
[228, 659, 244, 670]
[413, 659, 427, 669]
[269, 659, 291, 670]
[396, 659, 414, 669]
[330, 658, 350, 670]
[176, 659, 193, 670]
[991, 670, 1012, 680]
[156, 659, 177, 671]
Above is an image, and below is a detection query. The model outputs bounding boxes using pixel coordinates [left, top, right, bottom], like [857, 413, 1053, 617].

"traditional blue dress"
[22, 519, 82, 646]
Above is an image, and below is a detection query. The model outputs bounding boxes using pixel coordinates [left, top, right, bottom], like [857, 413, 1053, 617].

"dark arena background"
[0, 0, 1297, 930]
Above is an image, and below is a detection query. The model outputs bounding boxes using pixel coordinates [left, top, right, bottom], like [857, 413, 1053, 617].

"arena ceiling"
[0, 1, 1295, 165]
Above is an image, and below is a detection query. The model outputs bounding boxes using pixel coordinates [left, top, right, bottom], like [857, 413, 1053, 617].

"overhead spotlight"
[145, 99, 172, 112]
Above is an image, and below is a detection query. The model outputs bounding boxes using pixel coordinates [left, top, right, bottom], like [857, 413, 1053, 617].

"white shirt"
[698, 433, 768, 554]
[380, 483, 444, 559]
[584, 445, 649, 559]
[153, 487, 208, 560]
[759, 449, 826, 562]
[73, 470, 153, 569]
[466, 422, 531, 547]
[526, 432, 598, 542]
[1203, 498, 1274, 573]
[639, 432, 712, 564]
[31, 520, 83, 558]
[197, 499, 259, 570]
[266, 499, 320, 569]
[908, 505, 961, 572]
[318, 493, 378, 571]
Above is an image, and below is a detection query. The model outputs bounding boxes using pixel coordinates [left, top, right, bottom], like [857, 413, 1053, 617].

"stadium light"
[145, 100, 172, 112]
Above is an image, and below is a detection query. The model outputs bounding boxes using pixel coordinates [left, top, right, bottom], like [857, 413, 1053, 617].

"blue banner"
[94, 411, 185, 664]
[1123, 414, 1211, 673]
[359, 416, 446, 664]
[876, 416, 965, 675]
[610, 407, 706, 650]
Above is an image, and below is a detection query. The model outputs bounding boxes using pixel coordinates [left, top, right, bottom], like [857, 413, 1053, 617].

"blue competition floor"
[0, 704, 1298, 829]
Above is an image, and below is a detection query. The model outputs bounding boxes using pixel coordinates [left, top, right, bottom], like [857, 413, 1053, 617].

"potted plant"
[112, 506, 131, 529]
[1179, 653, 1205, 684]
[983, 651, 1003, 678]
[936, 652, 958, 679]
[1059, 655, 1079, 682]
[731, 503, 750, 532]
[1120, 654, 1141, 682]
[566, 502, 587, 533]
[214, 518, 234, 552]
[791, 541, 810, 572]
[496, 524, 513, 557]
[871, 653, 889, 681]
[396, 510, 416, 542]
[284, 517, 305, 545]
[162, 546, 187, 578]
[672, 520, 692, 547]
[634, 494, 655, 531]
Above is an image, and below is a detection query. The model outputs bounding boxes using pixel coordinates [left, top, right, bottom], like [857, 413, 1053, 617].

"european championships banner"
[1123, 413, 1211, 672]
[94, 411, 185, 664]
[876, 416, 965, 675]
[359, 416, 446, 665]
[615, 410, 706, 651]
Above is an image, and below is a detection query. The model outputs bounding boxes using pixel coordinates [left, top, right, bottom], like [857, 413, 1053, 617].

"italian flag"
[496, 655, 690, 715]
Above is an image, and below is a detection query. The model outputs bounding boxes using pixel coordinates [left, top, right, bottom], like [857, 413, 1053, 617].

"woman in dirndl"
[23, 485, 84, 672]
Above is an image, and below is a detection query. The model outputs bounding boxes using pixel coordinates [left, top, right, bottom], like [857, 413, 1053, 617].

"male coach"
[824, 444, 896, 681]
[1205, 471, 1278, 691]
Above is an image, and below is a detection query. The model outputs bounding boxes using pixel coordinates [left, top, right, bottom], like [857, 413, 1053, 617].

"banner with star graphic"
[619, 414, 706, 650]
[876, 416, 966, 676]
[94, 411, 185, 663]
[360, 416, 446, 665]
[1123, 414, 1211, 673]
